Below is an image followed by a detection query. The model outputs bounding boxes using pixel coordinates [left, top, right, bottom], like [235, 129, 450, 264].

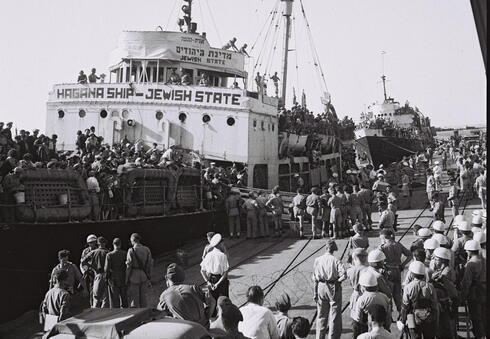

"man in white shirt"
[239, 285, 279, 339]
[86, 170, 100, 220]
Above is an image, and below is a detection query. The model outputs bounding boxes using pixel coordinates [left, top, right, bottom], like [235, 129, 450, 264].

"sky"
[0, 0, 486, 132]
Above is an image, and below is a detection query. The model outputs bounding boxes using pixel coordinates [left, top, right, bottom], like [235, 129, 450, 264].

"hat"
[332, 172, 338, 178]
[434, 161, 439, 165]
[379, 164, 384, 169]
[418, 228, 432, 238]
[210, 233, 222, 247]
[472, 215, 483, 226]
[433, 247, 451, 260]
[457, 221, 471, 231]
[453, 214, 465, 226]
[408, 261, 426, 275]
[423, 238, 440, 250]
[472, 226, 483, 235]
[359, 271, 377, 287]
[432, 220, 446, 232]
[346, 169, 352, 174]
[473, 231, 486, 245]
[402, 161, 409, 166]
[325, 239, 338, 251]
[294, 173, 300, 177]
[432, 233, 449, 246]
[368, 249, 386, 263]
[464, 239, 481, 251]
[377, 173, 384, 178]
[166, 263, 185, 283]
[86, 234, 97, 243]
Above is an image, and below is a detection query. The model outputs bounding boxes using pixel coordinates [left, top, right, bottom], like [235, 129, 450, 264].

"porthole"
[79, 109, 86, 118]
[179, 112, 187, 123]
[100, 109, 108, 118]
[58, 110, 65, 119]
[202, 114, 211, 123]
[227, 117, 235, 126]
[156, 111, 163, 120]
[122, 110, 129, 119]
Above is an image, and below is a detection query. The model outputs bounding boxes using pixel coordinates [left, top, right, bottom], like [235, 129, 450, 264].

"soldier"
[386, 185, 398, 231]
[319, 186, 331, 238]
[328, 186, 343, 238]
[266, 186, 283, 237]
[351, 271, 391, 338]
[447, 177, 459, 219]
[104, 238, 127, 308]
[430, 247, 458, 338]
[256, 190, 270, 237]
[158, 263, 215, 328]
[357, 304, 394, 339]
[431, 191, 445, 223]
[475, 168, 486, 210]
[49, 250, 86, 296]
[80, 234, 98, 300]
[126, 233, 153, 308]
[372, 173, 389, 197]
[377, 201, 395, 232]
[225, 187, 242, 239]
[346, 223, 369, 265]
[347, 248, 369, 334]
[378, 229, 412, 313]
[410, 226, 430, 253]
[432, 220, 451, 247]
[42, 269, 72, 331]
[460, 240, 486, 339]
[242, 191, 259, 239]
[359, 183, 374, 230]
[367, 249, 393, 311]
[398, 261, 439, 339]
[349, 185, 364, 227]
[81, 237, 109, 308]
[338, 185, 350, 234]
[426, 169, 436, 210]
[423, 238, 439, 269]
[312, 239, 346, 339]
[451, 221, 473, 284]
[306, 187, 322, 238]
[292, 188, 306, 238]
[473, 231, 486, 259]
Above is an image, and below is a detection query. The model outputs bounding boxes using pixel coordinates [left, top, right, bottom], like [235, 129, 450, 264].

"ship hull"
[0, 210, 226, 323]
[355, 136, 428, 167]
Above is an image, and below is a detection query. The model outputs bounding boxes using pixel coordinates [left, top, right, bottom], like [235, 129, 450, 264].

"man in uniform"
[256, 190, 270, 237]
[451, 220, 473, 284]
[328, 186, 343, 238]
[50, 250, 86, 296]
[306, 187, 322, 238]
[80, 234, 98, 300]
[319, 186, 332, 238]
[242, 191, 259, 239]
[104, 238, 127, 308]
[158, 263, 215, 328]
[460, 240, 486, 339]
[367, 249, 393, 304]
[349, 185, 364, 227]
[378, 201, 395, 231]
[378, 229, 412, 313]
[81, 236, 109, 308]
[266, 186, 283, 237]
[386, 185, 398, 230]
[410, 227, 431, 253]
[426, 169, 436, 210]
[126, 233, 153, 308]
[42, 269, 72, 330]
[292, 188, 306, 238]
[357, 304, 395, 339]
[312, 239, 346, 339]
[225, 187, 242, 239]
[359, 183, 374, 230]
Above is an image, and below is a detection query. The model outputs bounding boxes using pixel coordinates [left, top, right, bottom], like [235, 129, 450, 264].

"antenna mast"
[280, 0, 293, 106]
[381, 51, 387, 101]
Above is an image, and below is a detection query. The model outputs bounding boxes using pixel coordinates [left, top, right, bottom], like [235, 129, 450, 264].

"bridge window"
[155, 111, 163, 120]
[78, 109, 86, 118]
[202, 114, 211, 123]
[100, 109, 108, 118]
[227, 117, 235, 126]
[58, 110, 65, 119]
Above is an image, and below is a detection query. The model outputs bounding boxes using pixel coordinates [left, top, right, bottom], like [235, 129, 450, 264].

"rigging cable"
[253, 5, 280, 72]
[250, 0, 280, 53]
[197, 0, 207, 34]
[264, 10, 283, 75]
[164, 0, 179, 31]
[292, 14, 300, 93]
[203, 0, 223, 46]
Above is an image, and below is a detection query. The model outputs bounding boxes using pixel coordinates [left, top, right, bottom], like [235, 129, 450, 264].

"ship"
[354, 73, 434, 168]
[1, 0, 345, 322]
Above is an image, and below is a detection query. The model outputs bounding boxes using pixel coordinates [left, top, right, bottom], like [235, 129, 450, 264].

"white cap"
[464, 239, 481, 251]
[209, 233, 222, 247]
[424, 238, 440, 250]
[359, 271, 378, 287]
[86, 234, 97, 243]
[432, 220, 446, 232]
[346, 169, 352, 174]
[453, 215, 465, 226]
[402, 161, 409, 166]
[472, 215, 483, 225]
[473, 232, 486, 245]
[409, 261, 427, 275]
[472, 227, 483, 235]
[433, 247, 451, 260]
[457, 221, 471, 231]
[434, 161, 439, 165]
[368, 249, 386, 263]
[472, 210, 483, 217]
[432, 233, 449, 246]
[332, 172, 338, 178]
[418, 228, 432, 238]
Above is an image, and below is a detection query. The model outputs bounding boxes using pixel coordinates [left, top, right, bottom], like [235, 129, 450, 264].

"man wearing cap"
[377, 201, 395, 232]
[372, 173, 389, 196]
[460, 240, 486, 339]
[306, 187, 322, 238]
[349, 185, 364, 227]
[158, 263, 215, 328]
[410, 226, 430, 253]
[451, 220, 473, 284]
[201, 233, 230, 306]
[423, 238, 439, 269]
[266, 186, 283, 237]
[80, 234, 98, 300]
[398, 261, 439, 339]
[352, 271, 391, 337]
[347, 248, 369, 333]
[273, 293, 294, 339]
[104, 238, 127, 308]
[239, 285, 279, 339]
[386, 185, 399, 230]
[312, 239, 346, 339]
[432, 220, 452, 247]
[50, 250, 87, 297]
[225, 188, 242, 239]
[81, 236, 109, 307]
[319, 186, 332, 238]
[430, 247, 458, 338]
[211, 296, 248, 338]
[126, 233, 153, 308]
[378, 229, 412, 313]
[367, 249, 393, 302]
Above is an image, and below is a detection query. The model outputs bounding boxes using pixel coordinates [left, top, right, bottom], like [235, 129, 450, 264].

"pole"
[280, 0, 293, 106]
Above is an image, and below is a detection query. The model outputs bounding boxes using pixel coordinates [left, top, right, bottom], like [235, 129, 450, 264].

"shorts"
[293, 207, 305, 218]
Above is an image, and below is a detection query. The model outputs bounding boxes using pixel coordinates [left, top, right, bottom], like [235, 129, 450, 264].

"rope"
[254, 6, 280, 72]
[263, 12, 282, 75]
[249, 0, 280, 53]
[203, 0, 223, 46]
[292, 14, 300, 93]
[164, 0, 179, 31]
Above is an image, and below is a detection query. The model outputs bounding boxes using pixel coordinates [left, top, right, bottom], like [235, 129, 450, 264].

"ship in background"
[354, 73, 434, 168]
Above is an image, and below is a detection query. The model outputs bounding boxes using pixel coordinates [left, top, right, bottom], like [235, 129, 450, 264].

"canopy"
[110, 31, 246, 77]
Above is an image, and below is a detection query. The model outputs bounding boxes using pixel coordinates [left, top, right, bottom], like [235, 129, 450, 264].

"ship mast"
[178, 0, 197, 33]
[280, 0, 293, 106]
[380, 51, 388, 101]
[381, 75, 387, 101]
